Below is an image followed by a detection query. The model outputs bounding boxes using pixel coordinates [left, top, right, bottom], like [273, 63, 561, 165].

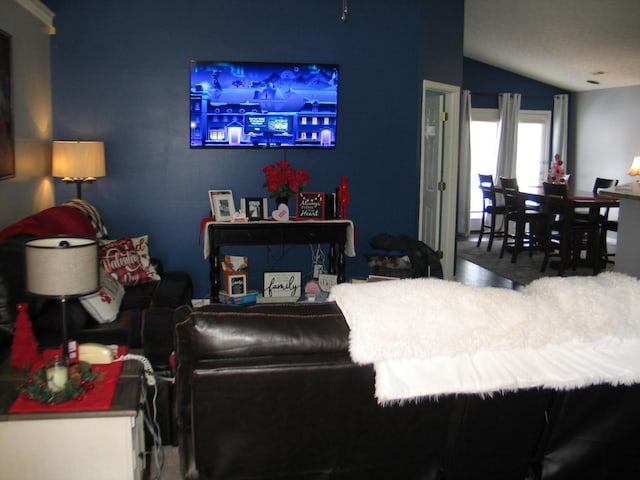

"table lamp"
[628, 155, 640, 181]
[25, 236, 99, 360]
[52, 141, 106, 199]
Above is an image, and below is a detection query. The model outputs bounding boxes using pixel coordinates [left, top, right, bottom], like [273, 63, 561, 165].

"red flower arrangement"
[263, 160, 309, 199]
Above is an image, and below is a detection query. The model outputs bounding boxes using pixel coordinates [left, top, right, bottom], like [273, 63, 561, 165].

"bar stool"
[594, 178, 618, 264]
[476, 174, 506, 251]
[499, 177, 546, 263]
[540, 182, 601, 275]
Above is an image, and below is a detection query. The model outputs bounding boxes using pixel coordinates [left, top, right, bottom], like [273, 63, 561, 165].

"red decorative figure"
[10, 303, 41, 369]
[339, 176, 350, 219]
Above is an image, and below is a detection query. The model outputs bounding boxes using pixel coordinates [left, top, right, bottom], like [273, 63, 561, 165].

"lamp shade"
[52, 141, 106, 180]
[628, 155, 640, 176]
[25, 236, 99, 298]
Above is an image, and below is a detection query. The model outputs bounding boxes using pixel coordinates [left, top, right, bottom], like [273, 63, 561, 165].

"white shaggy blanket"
[329, 272, 640, 404]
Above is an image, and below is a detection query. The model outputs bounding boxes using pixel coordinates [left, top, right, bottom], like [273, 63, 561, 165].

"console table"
[204, 220, 355, 302]
[0, 361, 146, 480]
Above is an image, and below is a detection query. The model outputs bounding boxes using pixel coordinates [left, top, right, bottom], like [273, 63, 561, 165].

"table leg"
[328, 243, 336, 275]
[337, 243, 346, 283]
[210, 246, 220, 303]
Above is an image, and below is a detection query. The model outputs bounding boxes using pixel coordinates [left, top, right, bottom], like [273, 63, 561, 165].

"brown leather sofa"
[174, 302, 640, 480]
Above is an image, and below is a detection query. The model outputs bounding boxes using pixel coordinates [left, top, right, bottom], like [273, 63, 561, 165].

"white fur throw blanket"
[329, 272, 640, 404]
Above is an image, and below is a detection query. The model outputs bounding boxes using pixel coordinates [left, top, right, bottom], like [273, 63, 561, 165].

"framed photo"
[263, 271, 302, 300]
[241, 197, 268, 221]
[209, 190, 236, 221]
[0, 30, 15, 181]
[296, 192, 325, 219]
[226, 273, 248, 296]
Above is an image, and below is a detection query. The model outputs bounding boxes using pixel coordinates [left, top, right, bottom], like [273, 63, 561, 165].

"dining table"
[495, 184, 620, 273]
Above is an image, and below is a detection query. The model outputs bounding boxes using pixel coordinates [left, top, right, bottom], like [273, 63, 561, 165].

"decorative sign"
[318, 273, 338, 292]
[263, 271, 302, 299]
[272, 203, 289, 221]
[297, 192, 325, 219]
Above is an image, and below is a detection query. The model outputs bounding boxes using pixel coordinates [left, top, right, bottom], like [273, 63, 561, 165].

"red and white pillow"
[99, 235, 160, 287]
[129, 235, 161, 282]
[79, 267, 125, 324]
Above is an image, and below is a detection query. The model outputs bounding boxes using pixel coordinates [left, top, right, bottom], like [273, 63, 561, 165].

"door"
[419, 81, 459, 280]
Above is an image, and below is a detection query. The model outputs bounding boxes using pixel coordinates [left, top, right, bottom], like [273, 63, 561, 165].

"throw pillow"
[79, 267, 125, 324]
[130, 235, 161, 281]
[99, 237, 153, 287]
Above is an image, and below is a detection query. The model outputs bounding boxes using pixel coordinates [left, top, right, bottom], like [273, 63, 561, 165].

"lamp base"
[61, 178, 96, 199]
[60, 297, 69, 360]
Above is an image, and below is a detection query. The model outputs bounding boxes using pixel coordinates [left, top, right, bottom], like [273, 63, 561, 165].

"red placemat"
[9, 347, 126, 414]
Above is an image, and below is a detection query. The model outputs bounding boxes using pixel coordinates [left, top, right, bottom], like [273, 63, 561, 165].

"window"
[469, 108, 551, 219]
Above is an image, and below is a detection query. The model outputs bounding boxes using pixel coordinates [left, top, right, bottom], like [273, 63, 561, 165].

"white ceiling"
[464, 0, 640, 92]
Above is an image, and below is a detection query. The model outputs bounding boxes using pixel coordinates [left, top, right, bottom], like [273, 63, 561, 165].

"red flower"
[262, 160, 309, 199]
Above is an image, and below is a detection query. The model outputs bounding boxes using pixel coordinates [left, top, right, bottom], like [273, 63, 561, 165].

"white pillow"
[80, 267, 125, 324]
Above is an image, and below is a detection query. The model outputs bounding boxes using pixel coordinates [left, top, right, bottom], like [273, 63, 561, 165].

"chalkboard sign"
[296, 192, 325, 219]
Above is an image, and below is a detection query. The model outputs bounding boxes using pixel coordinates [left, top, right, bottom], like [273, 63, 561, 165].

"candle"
[45, 356, 68, 392]
[46, 365, 68, 392]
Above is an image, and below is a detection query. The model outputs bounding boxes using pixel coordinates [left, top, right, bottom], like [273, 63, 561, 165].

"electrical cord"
[143, 381, 164, 480]
[115, 354, 163, 479]
[310, 244, 326, 275]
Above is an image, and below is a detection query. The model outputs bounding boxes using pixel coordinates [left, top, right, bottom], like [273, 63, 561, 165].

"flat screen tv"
[190, 61, 339, 149]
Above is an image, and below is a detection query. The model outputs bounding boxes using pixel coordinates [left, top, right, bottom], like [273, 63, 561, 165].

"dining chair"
[540, 182, 601, 275]
[594, 178, 619, 264]
[476, 174, 506, 251]
[499, 177, 546, 263]
[575, 177, 617, 218]
[499, 176, 541, 210]
[574, 177, 619, 264]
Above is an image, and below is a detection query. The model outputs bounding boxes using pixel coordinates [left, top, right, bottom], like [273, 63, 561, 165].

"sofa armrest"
[150, 270, 193, 309]
[142, 306, 177, 369]
[131, 270, 192, 368]
[150, 257, 163, 277]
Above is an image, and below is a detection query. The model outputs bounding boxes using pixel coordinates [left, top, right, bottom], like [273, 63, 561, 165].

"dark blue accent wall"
[463, 58, 569, 111]
[44, 0, 463, 298]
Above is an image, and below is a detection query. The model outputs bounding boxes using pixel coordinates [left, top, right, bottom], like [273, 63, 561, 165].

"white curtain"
[552, 94, 569, 170]
[495, 93, 521, 180]
[457, 90, 472, 236]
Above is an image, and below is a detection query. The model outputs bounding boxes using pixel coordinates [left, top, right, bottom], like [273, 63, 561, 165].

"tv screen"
[190, 61, 339, 149]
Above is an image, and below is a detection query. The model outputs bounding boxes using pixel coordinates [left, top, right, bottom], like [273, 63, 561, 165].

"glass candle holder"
[45, 355, 68, 393]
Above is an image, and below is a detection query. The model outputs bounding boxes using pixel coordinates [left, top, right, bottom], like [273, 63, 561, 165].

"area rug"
[456, 237, 613, 285]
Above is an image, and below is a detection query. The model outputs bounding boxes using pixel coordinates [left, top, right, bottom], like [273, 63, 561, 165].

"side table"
[204, 220, 355, 302]
[0, 360, 146, 480]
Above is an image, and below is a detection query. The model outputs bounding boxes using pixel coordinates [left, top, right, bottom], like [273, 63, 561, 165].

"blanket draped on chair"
[0, 206, 96, 241]
[329, 272, 640, 404]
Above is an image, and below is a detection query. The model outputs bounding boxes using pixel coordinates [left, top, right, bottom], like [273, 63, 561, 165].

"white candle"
[46, 365, 68, 392]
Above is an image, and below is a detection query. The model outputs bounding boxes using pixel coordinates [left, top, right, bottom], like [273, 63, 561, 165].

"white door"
[419, 81, 459, 280]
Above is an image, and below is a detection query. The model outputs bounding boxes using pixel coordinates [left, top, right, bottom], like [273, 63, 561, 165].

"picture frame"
[263, 271, 302, 300]
[296, 192, 325, 219]
[241, 197, 268, 221]
[0, 30, 15, 181]
[209, 190, 236, 221]
[226, 273, 248, 296]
